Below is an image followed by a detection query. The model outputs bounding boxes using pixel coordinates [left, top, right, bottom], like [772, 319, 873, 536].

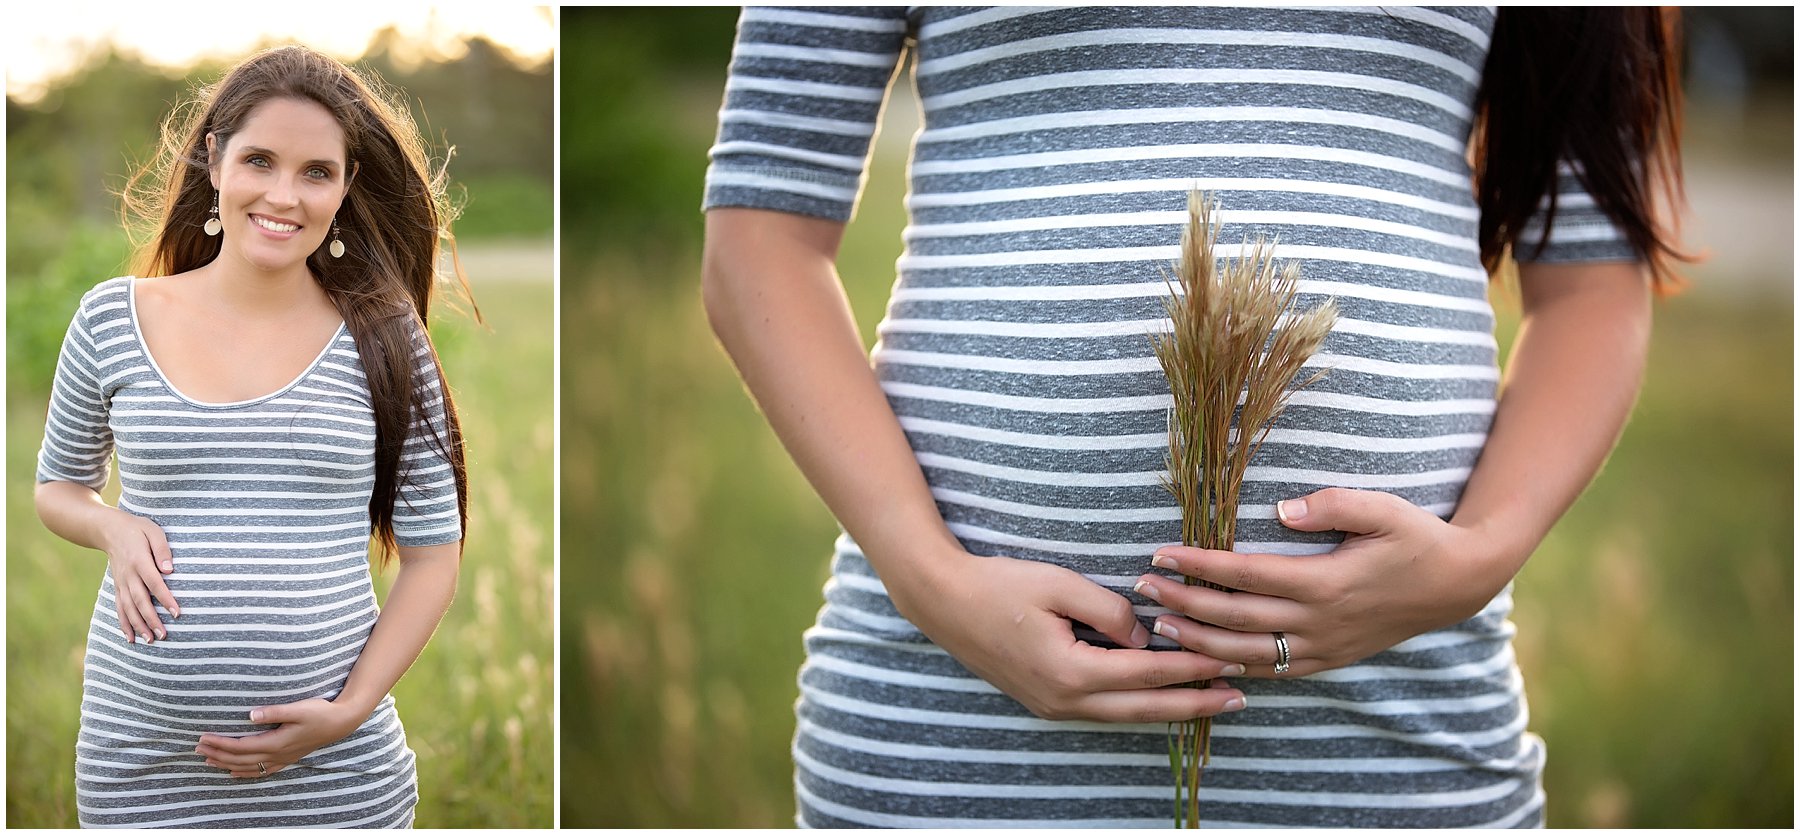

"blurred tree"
[560, 7, 741, 261]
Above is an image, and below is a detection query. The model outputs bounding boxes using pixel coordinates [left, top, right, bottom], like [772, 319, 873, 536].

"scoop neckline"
[126, 276, 348, 410]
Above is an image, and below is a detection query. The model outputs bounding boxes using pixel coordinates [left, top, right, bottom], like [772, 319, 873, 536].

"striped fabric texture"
[37, 276, 462, 828]
[704, 6, 1638, 828]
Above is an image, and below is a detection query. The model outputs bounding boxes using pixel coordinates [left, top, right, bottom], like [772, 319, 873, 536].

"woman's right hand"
[97, 510, 179, 644]
[891, 545, 1248, 724]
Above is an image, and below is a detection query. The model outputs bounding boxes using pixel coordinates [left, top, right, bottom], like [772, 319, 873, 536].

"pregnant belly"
[876, 337, 1492, 579]
[82, 549, 379, 735]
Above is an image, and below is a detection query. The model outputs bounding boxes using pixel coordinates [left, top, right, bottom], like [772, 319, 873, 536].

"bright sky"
[5, 6, 554, 103]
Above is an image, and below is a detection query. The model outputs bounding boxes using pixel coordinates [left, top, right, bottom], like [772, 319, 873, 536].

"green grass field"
[561, 125, 1793, 825]
[5, 247, 554, 828]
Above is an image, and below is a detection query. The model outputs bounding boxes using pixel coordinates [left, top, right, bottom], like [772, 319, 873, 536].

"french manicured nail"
[1132, 580, 1161, 602]
[1221, 664, 1246, 676]
[155, 629, 166, 640]
[1277, 499, 1308, 524]
[250, 710, 264, 723]
[1151, 554, 1178, 570]
[160, 561, 173, 572]
[1152, 620, 1179, 641]
[1223, 697, 1247, 712]
[1128, 624, 1150, 648]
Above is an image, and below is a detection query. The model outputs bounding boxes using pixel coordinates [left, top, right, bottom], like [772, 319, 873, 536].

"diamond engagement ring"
[257, 762, 268, 777]
[1272, 632, 1292, 675]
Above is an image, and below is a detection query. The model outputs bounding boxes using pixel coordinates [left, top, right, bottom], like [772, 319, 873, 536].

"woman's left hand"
[195, 699, 366, 778]
[1132, 487, 1516, 678]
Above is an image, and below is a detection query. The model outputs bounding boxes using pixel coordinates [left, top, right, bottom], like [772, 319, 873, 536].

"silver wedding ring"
[1272, 631, 1291, 675]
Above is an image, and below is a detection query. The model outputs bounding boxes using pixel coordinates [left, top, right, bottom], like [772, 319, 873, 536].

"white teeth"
[252, 216, 300, 233]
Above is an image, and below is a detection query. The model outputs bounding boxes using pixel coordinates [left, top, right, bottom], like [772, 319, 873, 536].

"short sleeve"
[1512, 162, 1642, 264]
[702, 6, 911, 222]
[37, 289, 116, 491]
[392, 331, 463, 547]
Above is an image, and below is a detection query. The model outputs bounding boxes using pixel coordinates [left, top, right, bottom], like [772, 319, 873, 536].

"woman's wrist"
[1443, 514, 1537, 614]
[869, 535, 974, 629]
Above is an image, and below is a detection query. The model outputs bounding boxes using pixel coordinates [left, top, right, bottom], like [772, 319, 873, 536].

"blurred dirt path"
[1679, 150, 1794, 300]
[443, 238, 552, 284]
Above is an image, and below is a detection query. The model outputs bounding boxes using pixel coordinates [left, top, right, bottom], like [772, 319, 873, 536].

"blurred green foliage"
[5, 222, 132, 397]
[561, 6, 1794, 829]
[559, 8, 740, 259]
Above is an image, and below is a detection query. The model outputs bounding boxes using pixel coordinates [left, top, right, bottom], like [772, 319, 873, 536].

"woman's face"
[207, 97, 349, 276]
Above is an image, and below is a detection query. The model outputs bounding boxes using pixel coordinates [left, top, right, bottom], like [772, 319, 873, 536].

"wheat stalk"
[1150, 190, 1338, 828]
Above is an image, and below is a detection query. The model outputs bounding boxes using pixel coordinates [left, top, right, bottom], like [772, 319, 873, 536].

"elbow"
[699, 243, 741, 343]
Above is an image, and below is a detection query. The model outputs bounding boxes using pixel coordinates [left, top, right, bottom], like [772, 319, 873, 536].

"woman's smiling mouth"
[251, 214, 302, 235]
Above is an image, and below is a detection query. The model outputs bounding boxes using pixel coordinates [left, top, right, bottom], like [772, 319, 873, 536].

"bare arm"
[1140, 261, 1653, 673]
[197, 541, 460, 777]
[703, 207, 1246, 722]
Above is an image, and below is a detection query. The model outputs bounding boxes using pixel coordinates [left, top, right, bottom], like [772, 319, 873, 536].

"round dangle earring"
[203, 191, 222, 236]
[329, 218, 345, 259]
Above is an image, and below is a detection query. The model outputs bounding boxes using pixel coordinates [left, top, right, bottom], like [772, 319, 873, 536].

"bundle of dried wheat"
[1150, 190, 1338, 828]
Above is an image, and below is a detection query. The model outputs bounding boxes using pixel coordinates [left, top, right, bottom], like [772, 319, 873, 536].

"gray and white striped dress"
[704, 6, 1637, 828]
[36, 276, 462, 828]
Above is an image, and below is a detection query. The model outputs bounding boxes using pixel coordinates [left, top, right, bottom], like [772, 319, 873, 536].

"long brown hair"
[123, 45, 472, 566]
[1473, 7, 1693, 294]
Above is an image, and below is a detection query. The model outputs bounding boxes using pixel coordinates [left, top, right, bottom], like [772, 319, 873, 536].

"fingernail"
[1153, 620, 1179, 640]
[1151, 555, 1177, 570]
[250, 710, 264, 723]
[1221, 664, 1246, 677]
[1223, 697, 1247, 712]
[1277, 499, 1307, 524]
[1128, 624, 1150, 648]
[155, 629, 166, 640]
[1133, 580, 1161, 602]
[160, 561, 172, 572]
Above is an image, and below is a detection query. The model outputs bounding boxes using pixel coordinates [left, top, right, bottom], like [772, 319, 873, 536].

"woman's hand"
[1132, 487, 1512, 677]
[98, 509, 180, 644]
[195, 699, 365, 778]
[894, 546, 1248, 723]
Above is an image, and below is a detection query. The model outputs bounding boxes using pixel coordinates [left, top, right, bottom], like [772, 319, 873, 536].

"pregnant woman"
[702, 6, 1685, 827]
[35, 46, 469, 828]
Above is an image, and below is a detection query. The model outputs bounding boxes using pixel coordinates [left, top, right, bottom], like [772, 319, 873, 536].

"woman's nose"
[265, 174, 299, 208]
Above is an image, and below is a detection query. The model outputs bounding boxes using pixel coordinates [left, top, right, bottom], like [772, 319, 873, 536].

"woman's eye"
[307, 167, 331, 179]
[246, 155, 269, 168]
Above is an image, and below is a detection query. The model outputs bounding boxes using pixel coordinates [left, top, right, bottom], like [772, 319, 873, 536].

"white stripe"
[885, 275, 1490, 311]
[907, 208, 1479, 252]
[908, 176, 1476, 221]
[741, 7, 907, 33]
[915, 28, 1479, 83]
[727, 74, 887, 104]
[706, 169, 858, 203]
[942, 520, 1334, 558]
[718, 108, 877, 139]
[1305, 5, 1492, 49]
[878, 348, 1496, 382]
[923, 68, 1469, 121]
[916, 106, 1466, 153]
[912, 141, 1469, 188]
[709, 140, 867, 173]
[733, 41, 898, 69]
[885, 381, 1494, 417]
